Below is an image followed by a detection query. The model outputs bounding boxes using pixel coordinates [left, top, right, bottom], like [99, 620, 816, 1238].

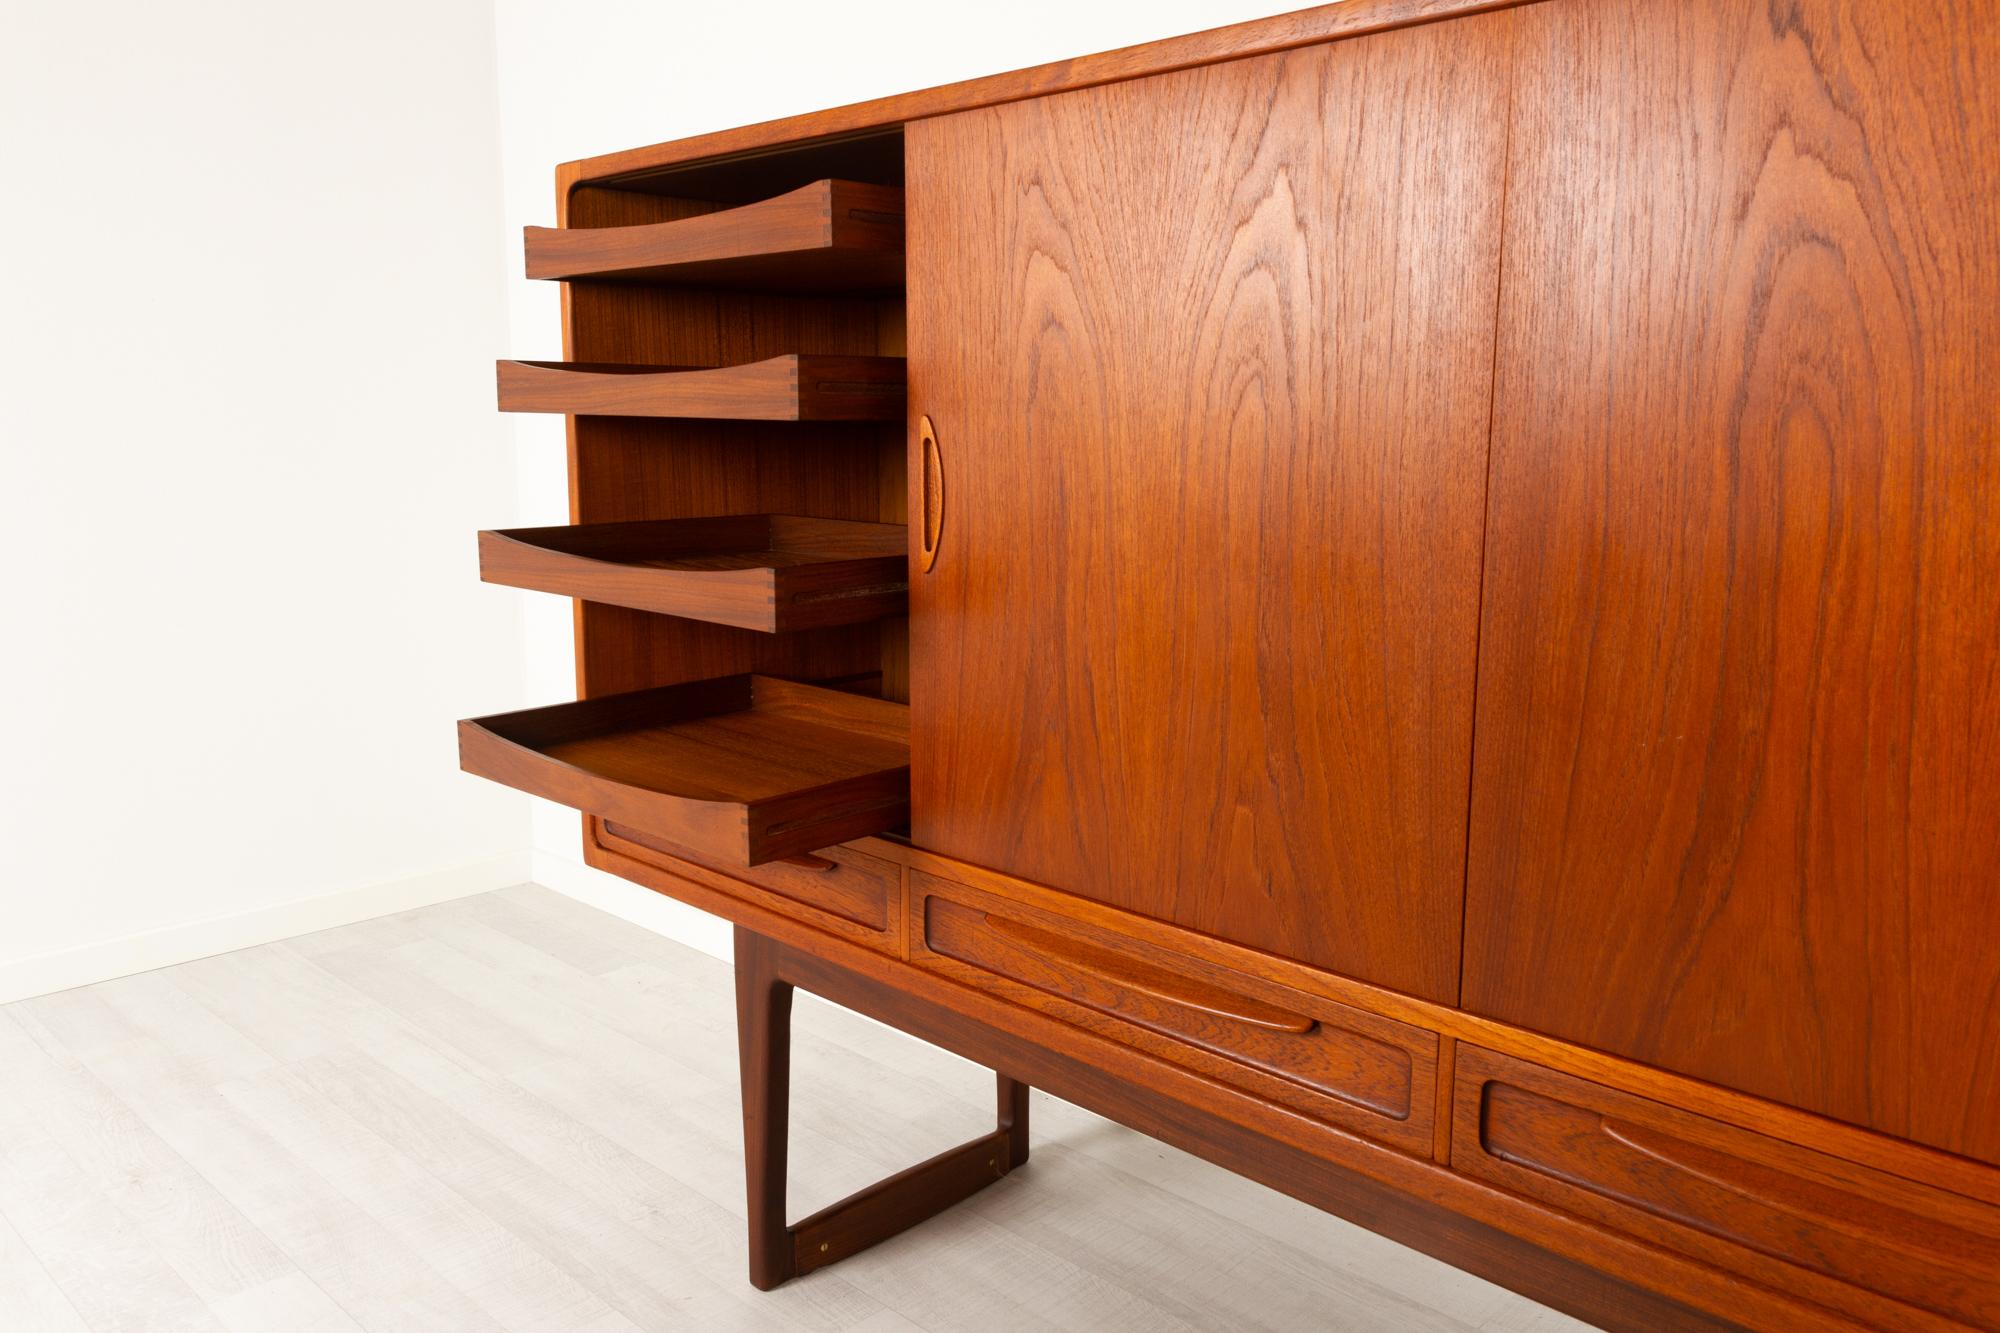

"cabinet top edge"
[555, 0, 1533, 196]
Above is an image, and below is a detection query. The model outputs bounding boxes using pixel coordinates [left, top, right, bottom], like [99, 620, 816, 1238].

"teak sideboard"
[460, 2, 2000, 1327]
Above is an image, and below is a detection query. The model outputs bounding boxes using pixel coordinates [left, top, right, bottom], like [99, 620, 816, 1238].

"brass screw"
[819, 1242, 829, 1253]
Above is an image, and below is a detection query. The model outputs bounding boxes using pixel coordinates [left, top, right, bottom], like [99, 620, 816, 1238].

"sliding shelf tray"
[525, 179, 904, 291]
[459, 676, 909, 866]
[496, 355, 905, 421]
[479, 515, 908, 632]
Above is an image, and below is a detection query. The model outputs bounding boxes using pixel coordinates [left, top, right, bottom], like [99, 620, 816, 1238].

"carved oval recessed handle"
[983, 913, 1319, 1035]
[918, 414, 944, 573]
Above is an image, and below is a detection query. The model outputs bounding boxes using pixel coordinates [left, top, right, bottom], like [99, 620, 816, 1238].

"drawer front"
[1453, 1046, 2000, 1329]
[600, 820, 900, 952]
[910, 871, 1436, 1155]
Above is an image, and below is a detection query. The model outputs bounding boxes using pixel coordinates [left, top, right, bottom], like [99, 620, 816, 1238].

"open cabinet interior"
[464, 126, 912, 869]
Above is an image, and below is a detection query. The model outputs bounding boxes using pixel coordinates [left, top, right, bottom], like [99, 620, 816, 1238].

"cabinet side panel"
[906, 15, 1515, 1001]
[1463, 0, 2000, 1160]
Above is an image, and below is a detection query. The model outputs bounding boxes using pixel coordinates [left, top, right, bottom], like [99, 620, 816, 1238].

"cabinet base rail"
[734, 924, 1031, 1289]
[724, 920, 1747, 1330]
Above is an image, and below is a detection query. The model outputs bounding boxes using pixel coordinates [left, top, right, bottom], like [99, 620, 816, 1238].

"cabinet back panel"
[564, 185, 906, 700]
[1463, 0, 2000, 1161]
[905, 14, 1515, 1001]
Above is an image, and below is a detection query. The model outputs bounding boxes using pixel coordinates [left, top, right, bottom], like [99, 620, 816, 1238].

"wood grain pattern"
[602, 822, 899, 940]
[905, 14, 1514, 1000]
[733, 926, 792, 1290]
[585, 807, 2000, 1328]
[584, 767, 2000, 1330]
[733, 927, 1029, 1290]
[479, 515, 907, 633]
[788, 1126, 1020, 1280]
[499, 354, 905, 422]
[887, 839, 2000, 1213]
[459, 676, 909, 865]
[755, 915, 1772, 1333]
[1433, 1036, 1458, 1166]
[911, 871, 1438, 1157]
[1454, 1046, 2000, 1332]
[974, 910, 1316, 1036]
[522, 0, 2000, 1320]
[1461, 0, 2000, 1162]
[605, 811, 2000, 1200]
[526, 179, 903, 291]
[560, 186, 905, 708]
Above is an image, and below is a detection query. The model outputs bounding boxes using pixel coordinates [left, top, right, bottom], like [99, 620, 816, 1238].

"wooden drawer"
[909, 871, 1436, 1156]
[496, 354, 906, 422]
[458, 675, 908, 867]
[479, 515, 908, 634]
[599, 820, 902, 954]
[1452, 1046, 2000, 1330]
[523, 178, 904, 290]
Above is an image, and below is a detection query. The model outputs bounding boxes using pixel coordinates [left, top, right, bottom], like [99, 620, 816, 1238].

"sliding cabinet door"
[1463, 0, 2000, 1160]
[905, 13, 1517, 1001]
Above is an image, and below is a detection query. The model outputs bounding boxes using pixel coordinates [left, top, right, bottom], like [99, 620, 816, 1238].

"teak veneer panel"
[905, 13, 1513, 1001]
[479, 515, 907, 632]
[499, 354, 906, 422]
[884, 846, 1997, 1217]
[458, 675, 909, 865]
[1462, 0, 2000, 1163]
[1454, 1046, 2000, 1331]
[526, 179, 904, 291]
[912, 871, 1438, 1157]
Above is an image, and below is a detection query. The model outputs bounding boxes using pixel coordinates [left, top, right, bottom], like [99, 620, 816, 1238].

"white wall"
[0, 2, 1312, 998]
[490, 0, 1298, 954]
[0, 0, 531, 999]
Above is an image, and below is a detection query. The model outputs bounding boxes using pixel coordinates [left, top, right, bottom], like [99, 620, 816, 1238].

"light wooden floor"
[0, 884, 1589, 1332]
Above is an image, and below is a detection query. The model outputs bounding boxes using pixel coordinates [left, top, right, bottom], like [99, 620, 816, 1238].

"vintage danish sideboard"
[459, 1, 2000, 1326]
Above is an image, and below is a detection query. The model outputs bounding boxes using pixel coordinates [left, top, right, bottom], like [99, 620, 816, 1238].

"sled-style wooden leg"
[734, 925, 1031, 1290]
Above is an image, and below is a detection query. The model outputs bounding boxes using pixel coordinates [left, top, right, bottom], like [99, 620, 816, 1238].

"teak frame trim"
[897, 848, 2000, 1213]
[735, 925, 1030, 1289]
[592, 816, 2000, 1333]
[727, 911, 1751, 1332]
[555, 0, 1542, 193]
[525, 178, 904, 286]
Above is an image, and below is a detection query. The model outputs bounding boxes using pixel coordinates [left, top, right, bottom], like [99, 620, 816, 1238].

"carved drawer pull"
[918, 414, 944, 572]
[983, 913, 1317, 1035]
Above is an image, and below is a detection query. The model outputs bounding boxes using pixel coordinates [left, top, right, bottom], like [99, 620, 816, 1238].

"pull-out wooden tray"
[458, 676, 909, 866]
[478, 515, 908, 632]
[496, 355, 905, 421]
[525, 179, 904, 291]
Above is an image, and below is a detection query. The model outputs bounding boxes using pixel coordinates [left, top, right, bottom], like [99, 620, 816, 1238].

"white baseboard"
[0, 852, 532, 1005]
[529, 848, 734, 964]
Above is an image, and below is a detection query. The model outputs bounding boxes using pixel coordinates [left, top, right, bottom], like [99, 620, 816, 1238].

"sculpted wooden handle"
[918, 414, 944, 572]
[983, 913, 1318, 1035]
